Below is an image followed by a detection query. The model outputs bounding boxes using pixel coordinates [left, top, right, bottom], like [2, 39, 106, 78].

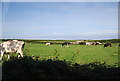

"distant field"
[21, 42, 118, 65]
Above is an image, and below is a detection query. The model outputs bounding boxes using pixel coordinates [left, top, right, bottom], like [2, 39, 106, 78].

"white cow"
[46, 43, 51, 46]
[86, 42, 91, 46]
[97, 42, 102, 45]
[0, 40, 25, 60]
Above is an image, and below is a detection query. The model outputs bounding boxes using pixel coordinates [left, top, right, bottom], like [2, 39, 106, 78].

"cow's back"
[1, 40, 24, 53]
[0, 40, 25, 60]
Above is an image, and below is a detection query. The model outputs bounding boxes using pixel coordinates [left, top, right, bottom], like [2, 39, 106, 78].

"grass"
[22, 43, 118, 65]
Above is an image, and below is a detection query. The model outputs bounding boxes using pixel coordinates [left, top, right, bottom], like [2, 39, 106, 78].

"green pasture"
[22, 43, 118, 65]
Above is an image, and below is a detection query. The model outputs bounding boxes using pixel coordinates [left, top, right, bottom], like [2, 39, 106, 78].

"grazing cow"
[46, 43, 51, 46]
[94, 42, 102, 46]
[0, 40, 25, 60]
[95, 43, 99, 45]
[86, 42, 101, 46]
[61, 42, 71, 47]
[103, 43, 112, 48]
[95, 42, 100, 45]
[97, 42, 102, 45]
[79, 42, 86, 45]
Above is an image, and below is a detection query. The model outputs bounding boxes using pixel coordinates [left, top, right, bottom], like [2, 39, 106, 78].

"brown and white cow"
[0, 40, 25, 60]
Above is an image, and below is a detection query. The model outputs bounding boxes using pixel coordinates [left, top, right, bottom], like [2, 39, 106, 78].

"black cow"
[103, 43, 112, 48]
[62, 42, 71, 47]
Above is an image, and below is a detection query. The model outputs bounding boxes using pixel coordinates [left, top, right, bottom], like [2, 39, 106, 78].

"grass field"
[1, 39, 119, 65]
[20, 42, 119, 65]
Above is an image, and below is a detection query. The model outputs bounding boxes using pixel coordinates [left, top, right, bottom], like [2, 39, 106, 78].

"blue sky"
[1, 2, 118, 40]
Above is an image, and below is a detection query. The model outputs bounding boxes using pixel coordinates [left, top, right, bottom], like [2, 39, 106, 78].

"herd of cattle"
[46, 41, 108, 47]
[0, 40, 119, 60]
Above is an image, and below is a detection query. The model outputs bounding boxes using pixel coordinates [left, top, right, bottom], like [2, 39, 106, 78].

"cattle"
[86, 42, 96, 46]
[86, 42, 91, 46]
[95, 43, 99, 45]
[95, 42, 102, 45]
[103, 43, 112, 48]
[97, 42, 102, 45]
[79, 42, 86, 45]
[0, 40, 25, 60]
[86, 42, 102, 46]
[61, 42, 71, 47]
[94, 42, 102, 46]
[46, 43, 51, 46]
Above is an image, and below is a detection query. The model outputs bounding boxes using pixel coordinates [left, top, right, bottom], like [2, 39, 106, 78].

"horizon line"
[0, 38, 119, 40]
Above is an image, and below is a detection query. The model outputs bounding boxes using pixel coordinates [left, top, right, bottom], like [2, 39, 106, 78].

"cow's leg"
[17, 52, 23, 57]
[66, 44, 68, 47]
[0, 50, 4, 60]
[17, 54, 21, 58]
[19, 52, 23, 57]
[17, 53, 23, 59]
[20, 52, 23, 57]
[7, 54, 10, 60]
[17, 49, 23, 57]
[67, 44, 69, 47]
[65, 44, 68, 47]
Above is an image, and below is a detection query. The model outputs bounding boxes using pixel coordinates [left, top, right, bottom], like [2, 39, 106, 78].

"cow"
[86, 42, 102, 46]
[95, 42, 102, 45]
[103, 43, 112, 48]
[0, 40, 25, 60]
[79, 42, 86, 45]
[95, 42, 99, 45]
[86, 42, 91, 46]
[94, 42, 101, 46]
[61, 42, 71, 47]
[45, 43, 51, 46]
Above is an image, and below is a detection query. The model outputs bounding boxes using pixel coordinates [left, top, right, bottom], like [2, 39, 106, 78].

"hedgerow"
[2, 56, 119, 80]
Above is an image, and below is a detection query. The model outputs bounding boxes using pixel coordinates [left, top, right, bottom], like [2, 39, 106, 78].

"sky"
[1, 0, 120, 2]
[0, 1, 119, 40]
